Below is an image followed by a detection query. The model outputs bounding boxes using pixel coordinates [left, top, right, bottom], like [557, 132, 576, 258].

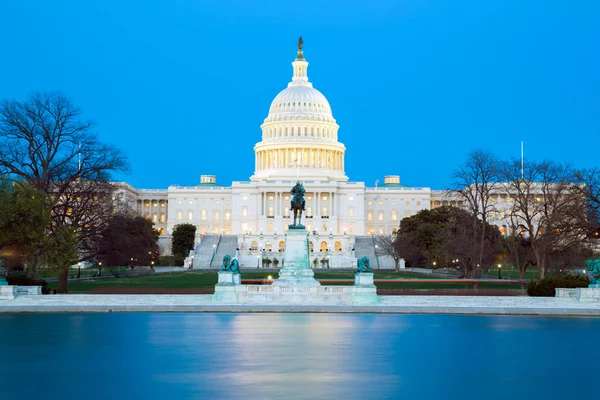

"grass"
[50, 270, 526, 293]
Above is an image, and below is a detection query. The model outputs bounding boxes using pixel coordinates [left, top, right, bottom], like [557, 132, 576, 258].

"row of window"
[367, 200, 421, 206]
[176, 210, 232, 221]
[263, 125, 336, 139]
[248, 240, 344, 252]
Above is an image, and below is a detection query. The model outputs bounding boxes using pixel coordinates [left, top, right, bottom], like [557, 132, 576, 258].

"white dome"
[251, 44, 347, 182]
[268, 85, 332, 117]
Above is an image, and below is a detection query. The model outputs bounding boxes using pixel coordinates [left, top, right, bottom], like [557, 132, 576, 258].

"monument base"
[577, 287, 600, 302]
[273, 228, 320, 287]
[354, 272, 375, 287]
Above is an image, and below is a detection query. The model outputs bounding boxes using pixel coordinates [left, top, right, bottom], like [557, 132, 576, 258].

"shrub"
[527, 275, 590, 297]
[6, 275, 50, 294]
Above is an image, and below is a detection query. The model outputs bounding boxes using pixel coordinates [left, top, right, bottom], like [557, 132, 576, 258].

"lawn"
[51, 270, 525, 293]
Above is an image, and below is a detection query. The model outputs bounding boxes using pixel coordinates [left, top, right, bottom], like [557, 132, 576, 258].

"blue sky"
[1, 0, 598, 190]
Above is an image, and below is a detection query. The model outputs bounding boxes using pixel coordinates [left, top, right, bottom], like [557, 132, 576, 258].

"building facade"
[120, 44, 492, 267]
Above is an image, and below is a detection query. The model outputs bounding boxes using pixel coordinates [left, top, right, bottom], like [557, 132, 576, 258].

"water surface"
[0, 313, 596, 399]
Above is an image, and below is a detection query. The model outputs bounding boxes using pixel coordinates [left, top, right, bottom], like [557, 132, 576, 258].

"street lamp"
[498, 263, 502, 279]
[77, 262, 82, 279]
[98, 262, 102, 277]
[257, 255, 260, 268]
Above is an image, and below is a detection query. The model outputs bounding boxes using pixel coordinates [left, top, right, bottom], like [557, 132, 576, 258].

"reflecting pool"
[0, 313, 596, 399]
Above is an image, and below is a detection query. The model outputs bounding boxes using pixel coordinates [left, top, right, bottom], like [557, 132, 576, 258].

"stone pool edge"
[1, 295, 600, 316]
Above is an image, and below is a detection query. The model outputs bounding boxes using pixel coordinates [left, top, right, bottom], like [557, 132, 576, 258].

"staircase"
[354, 236, 383, 269]
[192, 235, 220, 269]
[210, 235, 239, 268]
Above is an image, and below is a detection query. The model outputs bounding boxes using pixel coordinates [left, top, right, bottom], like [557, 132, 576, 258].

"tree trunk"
[57, 268, 68, 293]
[394, 258, 399, 273]
[519, 268, 525, 293]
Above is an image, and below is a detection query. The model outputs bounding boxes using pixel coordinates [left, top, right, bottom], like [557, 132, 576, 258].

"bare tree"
[451, 150, 500, 278]
[0, 92, 129, 291]
[374, 234, 402, 272]
[501, 159, 587, 278]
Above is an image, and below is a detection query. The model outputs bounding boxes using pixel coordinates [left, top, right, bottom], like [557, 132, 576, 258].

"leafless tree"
[500, 159, 587, 278]
[451, 149, 500, 277]
[0, 92, 129, 291]
[374, 234, 402, 272]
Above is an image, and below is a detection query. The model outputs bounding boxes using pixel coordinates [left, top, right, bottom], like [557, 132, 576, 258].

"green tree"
[38, 224, 79, 293]
[98, 215, 160, 269]
[0, 179, 52, 275]
[396, 206, 504, 277]
[171, 224, 196, 264]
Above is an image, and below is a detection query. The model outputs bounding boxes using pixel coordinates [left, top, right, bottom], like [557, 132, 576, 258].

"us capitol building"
[120, 41, 472, 268]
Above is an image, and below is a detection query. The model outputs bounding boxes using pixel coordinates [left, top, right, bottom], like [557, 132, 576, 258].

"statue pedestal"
[216, 271, 235, 286]
[233, 273, 241, 285]
[0, 286, 16, 300]
[354, 272, 374, 287]
[273, 229, 320, 286]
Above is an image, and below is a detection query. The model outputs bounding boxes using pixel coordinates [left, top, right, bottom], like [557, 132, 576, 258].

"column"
[315, 192, 319, 217]
[329, 192, 333, 218]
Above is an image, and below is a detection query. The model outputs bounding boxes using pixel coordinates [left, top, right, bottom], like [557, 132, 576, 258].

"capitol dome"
[251, 41, 347, 182]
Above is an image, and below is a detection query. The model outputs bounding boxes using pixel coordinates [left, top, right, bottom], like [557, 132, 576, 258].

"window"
[268, 195, 274, 200]
[177, 200, 182, 205]
[225, 211, 231, 221]
[416, 201, 421, 206]
[367, 201, 372, 205]
[392, 201, 396, 205]
[242, 196, 248, 201]
[188, 211, 193, 220]
[177, 211, 182, 221]
[153, 214, 158, 222]
[322, 207, 328, 217]
[323, 195, 328, 201]
[391, 210, 397, 221]
[284, 207, 289, 217]
[404, 211, 410, 217]
[268, 207, 274, 217]
[307, 224, 312, 232]
[268, 223, 273, 232]
[200, 226, 207, 235]
[153, 202, 158, 208]
[348, 223, 354, 233]
[306, 207, 312, 217]
[201, 209, 207, 220]
[349, 196, 354, 201]
[161, 202, 165, 208]
[226, 200, 231, 205]
[348, 207, 354, 217]
[320, 241, 328, 252]
[367, 212, 373, 221]
[284, 195, 289, 201]
[145, 202, 150, 207]
[378, 201, 383, 206]
[335, 241, 342, 251]
[160, 214, 165, 222]
[378, 211, 383, 221]
[405, 201, 410, 206]
[307, 196, 312, 200]
[242, 206, 248, 217]
[391, 228, 397, 234]
[322, 223, 327, 232]
[188, 200, 193, 205]
[214, 211, 220, 220]
[215, 200, 220, 205]
[242, 223, 248, 233]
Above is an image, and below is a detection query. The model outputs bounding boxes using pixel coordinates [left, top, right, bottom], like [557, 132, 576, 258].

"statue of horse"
[220, 255, 231, 271]
[290, 181, 306, 227]
[356, 256, 372, 273]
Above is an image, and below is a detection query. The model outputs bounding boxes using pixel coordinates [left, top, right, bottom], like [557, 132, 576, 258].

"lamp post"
[98, 262, 102, 277]
[498, 263, 502, 279]
[257, 255, 260, 268]
[77, 262, 81, 279]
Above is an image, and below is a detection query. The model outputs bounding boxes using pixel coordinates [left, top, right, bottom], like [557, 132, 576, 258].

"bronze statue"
[290, 181, 306, 228]
[230, 258, 240, 274]
[298, 36, 303, 50]
[356, 256, 372, 273]
[220, 255, 231, 271]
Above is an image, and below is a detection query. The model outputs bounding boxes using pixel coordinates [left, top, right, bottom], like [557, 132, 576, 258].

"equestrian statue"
[290, 181, 306, 228]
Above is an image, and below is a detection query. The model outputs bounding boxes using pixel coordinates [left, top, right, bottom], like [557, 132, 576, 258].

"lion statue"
[220, 255, 231, 271]
[356, 256, 372, 273]
[586, 259, 600, 285]
[230, 258, 240, 274]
